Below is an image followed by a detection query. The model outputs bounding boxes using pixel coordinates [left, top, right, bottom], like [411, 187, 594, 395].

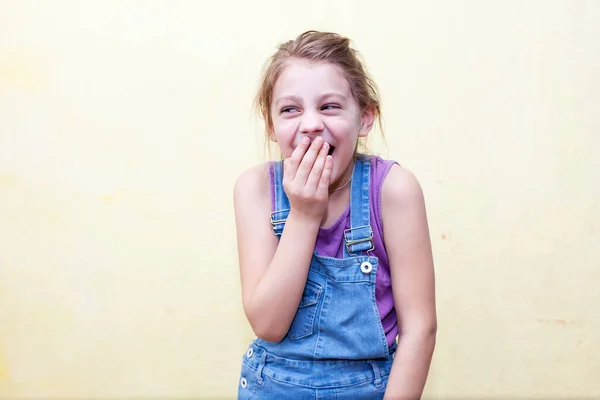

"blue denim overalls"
[238, 155, 396, 399]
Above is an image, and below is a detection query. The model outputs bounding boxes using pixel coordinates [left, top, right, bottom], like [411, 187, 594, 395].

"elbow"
[422, 315, 438, 338]
[424, 320, 437, 342]
[399, 319, 437, 343]
[244, 304, 288, 343]
[429, 319, 438, 338]
[255, 327, 287, 343]
[428, 323, 437, 349]
[251, 320, 287, 343]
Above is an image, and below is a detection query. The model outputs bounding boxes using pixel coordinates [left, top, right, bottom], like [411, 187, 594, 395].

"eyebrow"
[274, 96, 301, 107]
[320, 92, 347, 102]
[274, 93, 348, 107]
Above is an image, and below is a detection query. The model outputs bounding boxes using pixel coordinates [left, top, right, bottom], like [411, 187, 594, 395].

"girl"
[234, 30, 436, 399]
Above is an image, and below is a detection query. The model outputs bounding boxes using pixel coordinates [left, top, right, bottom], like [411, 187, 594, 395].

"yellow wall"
[1, 1, 599, 398]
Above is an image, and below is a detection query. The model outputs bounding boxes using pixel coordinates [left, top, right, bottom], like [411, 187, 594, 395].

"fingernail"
[302, 137, 310, 144]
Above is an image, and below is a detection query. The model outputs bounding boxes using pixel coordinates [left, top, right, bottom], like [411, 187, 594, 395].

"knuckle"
[299, 162, 310, 171]
[300, 191, 311, 201]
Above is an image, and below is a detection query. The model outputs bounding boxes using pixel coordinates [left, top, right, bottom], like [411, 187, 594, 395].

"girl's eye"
[281, 107, 298, 113]
[322, 104, 340, 110]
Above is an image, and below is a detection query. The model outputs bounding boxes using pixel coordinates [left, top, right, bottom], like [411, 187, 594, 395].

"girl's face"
[270, 59, 374, 185]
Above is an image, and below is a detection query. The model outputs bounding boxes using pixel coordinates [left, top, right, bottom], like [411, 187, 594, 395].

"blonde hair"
[254, 30, 384, 157]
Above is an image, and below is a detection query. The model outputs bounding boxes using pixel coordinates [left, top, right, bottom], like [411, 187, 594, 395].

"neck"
[328, 159, 355, 195]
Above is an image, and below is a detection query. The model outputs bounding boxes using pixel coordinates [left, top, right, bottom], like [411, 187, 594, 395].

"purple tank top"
[270, 156, 399, 347]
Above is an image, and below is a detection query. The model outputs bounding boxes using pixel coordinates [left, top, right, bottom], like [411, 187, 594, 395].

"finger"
[284, 137, 310, 180]
[306, 142, 329, 191]
[295, 137, 324, 183]
[316, 155, 333, 199]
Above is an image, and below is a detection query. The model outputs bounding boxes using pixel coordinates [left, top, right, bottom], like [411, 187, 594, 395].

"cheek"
[273, 120, 298, 142]
[329, 116, 359, 132]
[330, 120, 360, 144]
[272, 127, 297, 158]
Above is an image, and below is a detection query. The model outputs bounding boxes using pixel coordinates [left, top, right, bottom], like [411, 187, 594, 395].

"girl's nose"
[299, 111, 324, 135]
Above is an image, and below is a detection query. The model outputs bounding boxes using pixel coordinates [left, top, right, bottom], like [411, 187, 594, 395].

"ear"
[266, 118, 278, 142]
[267, 125, 277, 142]
[358, 106, 376, 137]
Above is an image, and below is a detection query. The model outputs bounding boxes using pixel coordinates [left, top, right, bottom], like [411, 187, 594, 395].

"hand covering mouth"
[298, 139, 335, 155]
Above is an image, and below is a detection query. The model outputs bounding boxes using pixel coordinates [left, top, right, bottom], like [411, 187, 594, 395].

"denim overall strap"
[343, 156, 374, 257]
[270, 161, 290, 236]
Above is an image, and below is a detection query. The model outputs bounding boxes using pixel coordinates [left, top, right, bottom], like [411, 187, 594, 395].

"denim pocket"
[287, 280, 322, 340]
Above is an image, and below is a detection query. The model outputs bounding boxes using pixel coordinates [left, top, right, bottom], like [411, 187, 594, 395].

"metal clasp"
[270, 209, 289, 236]
[344, 225, 374, 256]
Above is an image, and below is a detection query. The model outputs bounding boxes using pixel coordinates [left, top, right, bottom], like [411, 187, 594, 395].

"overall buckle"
[270, 209, 289, 236]
[344, 225, 374, 255]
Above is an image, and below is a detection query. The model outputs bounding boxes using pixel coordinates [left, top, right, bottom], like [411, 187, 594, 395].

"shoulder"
[233, 162, 271, 199]
[368, 155, 398, 182]
[361, 154, 423, 204]
[232, 162, 276, 245]
[233, 162, 274, 219]
[380, 163, 426, 214]
[379, 164, 433, 274]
